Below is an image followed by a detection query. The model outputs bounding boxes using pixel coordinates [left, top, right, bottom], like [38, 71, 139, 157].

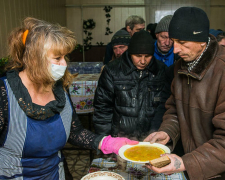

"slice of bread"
[149, 156, 171, 168]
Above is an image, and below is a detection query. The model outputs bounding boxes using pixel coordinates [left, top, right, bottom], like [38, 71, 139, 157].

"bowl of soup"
[118, 142, 170, 164]
[81, 171, 125, 180]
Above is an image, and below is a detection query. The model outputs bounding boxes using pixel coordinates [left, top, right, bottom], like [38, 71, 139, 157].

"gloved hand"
[100, 135, 139, 154]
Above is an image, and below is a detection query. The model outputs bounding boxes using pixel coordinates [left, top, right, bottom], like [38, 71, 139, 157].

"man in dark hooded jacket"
[93, 30, 167, 141]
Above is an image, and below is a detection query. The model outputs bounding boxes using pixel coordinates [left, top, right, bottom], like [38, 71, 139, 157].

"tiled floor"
[62, 114, 102, 180]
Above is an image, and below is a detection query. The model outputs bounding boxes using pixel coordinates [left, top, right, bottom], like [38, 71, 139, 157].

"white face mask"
[51, 64, 67, 81]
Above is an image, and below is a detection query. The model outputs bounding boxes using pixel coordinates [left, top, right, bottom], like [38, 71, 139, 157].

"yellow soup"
[124, 145, 165, 162]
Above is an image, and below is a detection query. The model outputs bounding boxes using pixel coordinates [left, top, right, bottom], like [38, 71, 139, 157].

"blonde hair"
[6, 17, 77, 90]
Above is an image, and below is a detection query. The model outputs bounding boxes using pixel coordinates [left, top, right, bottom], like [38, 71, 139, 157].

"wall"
[66, 0, 225, 46]
[0, 0, 67, 58]
[145, 0, 210, 25]
[66, 0, 145, 48]
[210, 0, 225, 30]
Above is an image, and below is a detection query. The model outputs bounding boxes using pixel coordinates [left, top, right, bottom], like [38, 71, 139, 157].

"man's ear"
[200, 42, 206, 46]
[126, 26, 133, 36]
[126, 26, 131, 33]
[156, 33, 159, 38]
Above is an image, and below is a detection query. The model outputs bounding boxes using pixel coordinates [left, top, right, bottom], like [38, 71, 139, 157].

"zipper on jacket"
[139, 71, 142, 78]
[178, 72, 197, 85]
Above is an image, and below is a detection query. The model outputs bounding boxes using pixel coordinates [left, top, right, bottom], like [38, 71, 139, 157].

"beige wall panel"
[83, 7, 107, 45]
[114, 8, 125, 32]
[79, 0, 97, 4]
[120, 8, 129, 28]
[132, 7, 145, 19]
[30, 0, 37, 18]
[94, 7, 108, 45]
[84, 7, 119, 45]
[99, 0, 112, 4]
[128, 7, 138, 15]
[0, 0, 67, 58]
[145, 6, 155, 23]
[66, 5, 145, 46]
[83, 7, 145, 45]
[90, 0, 101, 5]
[66, 8, 82, 44]
[0, 1, 5, 57]
[3, 1, 13, 34]
[211, 0, 225, 5]
[112, 0, 123, 4]
[210, 7, 225, 30]
[121, 0, 129, 3]
[210, 0, 225, 30]
[66, 0, 78, 5]
[128, 0, 141, 4]
[66, 0, 144, 5]
[1, 0, 14, 57]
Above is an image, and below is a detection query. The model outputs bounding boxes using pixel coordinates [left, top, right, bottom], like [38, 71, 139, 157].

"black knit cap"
[128, 30, 154, 55]
[111, 29, 131, 47]
[169, 7, 209, 42]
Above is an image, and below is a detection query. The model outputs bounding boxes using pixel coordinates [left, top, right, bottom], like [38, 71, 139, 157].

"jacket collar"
[178, 34, 219, 80]
[121, 51, 159, 76]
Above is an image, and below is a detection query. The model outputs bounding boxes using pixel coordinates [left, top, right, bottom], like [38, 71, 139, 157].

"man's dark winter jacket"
[93, 51, 167, 140]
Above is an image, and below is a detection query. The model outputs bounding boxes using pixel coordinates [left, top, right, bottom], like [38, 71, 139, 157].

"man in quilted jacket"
[93, 30, 167, 141]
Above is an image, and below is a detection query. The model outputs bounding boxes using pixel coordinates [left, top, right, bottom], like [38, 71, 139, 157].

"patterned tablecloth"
[69, 74, 100, 114]
[87, 158, 187, 180]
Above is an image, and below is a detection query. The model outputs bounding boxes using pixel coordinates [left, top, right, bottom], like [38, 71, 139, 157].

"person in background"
[146, 23, 157, 40]
[101, 29, 131, 73]
[0, 17, 138, 180]
[144, 7, 225, 180]
[217, 33, 225, 46]
[209, 29, 225, 46]
[154, 15, 179, 67]
[125, 15, 145, 36]
[209, 28, 223, 38]
[152, 15, 184, 157]
[103, 15, 145, 65]
[111, 29, 131, 59]
[217, 32, 225, 46]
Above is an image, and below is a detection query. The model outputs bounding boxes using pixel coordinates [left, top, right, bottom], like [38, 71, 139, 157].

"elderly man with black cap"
[93, 30, 167, 142]
[101, 29, 131, 73]
[110, 29, 131, 60]
[144, 7, 225, 180]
